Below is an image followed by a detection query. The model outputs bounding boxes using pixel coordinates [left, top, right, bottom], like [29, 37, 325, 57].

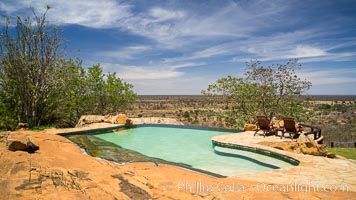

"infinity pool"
[94, 126, 293, 176]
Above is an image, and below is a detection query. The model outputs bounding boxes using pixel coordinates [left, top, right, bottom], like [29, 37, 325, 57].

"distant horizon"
[1, 0, 355, 95]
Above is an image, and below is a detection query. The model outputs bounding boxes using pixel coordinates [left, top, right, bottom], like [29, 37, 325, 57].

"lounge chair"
[282, 118, 303, 140]
[254, 116, 273, 137]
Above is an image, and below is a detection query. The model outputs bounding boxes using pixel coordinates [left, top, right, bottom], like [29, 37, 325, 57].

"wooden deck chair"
[282, 118, 302, 140]
[254, 116, 273, 137]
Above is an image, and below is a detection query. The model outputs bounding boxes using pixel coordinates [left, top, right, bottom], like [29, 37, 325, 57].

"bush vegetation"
[202, 59, 311, 127]
[0, 8, 136, 129]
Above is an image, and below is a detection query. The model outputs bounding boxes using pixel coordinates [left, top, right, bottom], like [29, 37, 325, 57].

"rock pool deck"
[212, 131, 356, 192]
[43, 123, 124, 135]
[3, 124, 356, 199]
[45, 123, 356, 192]
[48, 124, 356, 192]
[44, 118, 183, 135]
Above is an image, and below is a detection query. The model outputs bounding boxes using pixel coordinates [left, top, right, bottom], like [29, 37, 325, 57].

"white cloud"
[2, 0, 356, 95]
[299, 52, 356, 63]
[165, 30, 330, 63]
[172, 62, 205, 69]
[114, 66, 183, 80]
[107, 1, 292, 48]
[4, 0, 355, 63]
[164, 43, 233, 63]
[227, 30, 356, 63]
[149, 7, 185, 22]
[289, 45, 328, 58]
[47, 0, 132, 28]
[102, 60, 205, 80]
[0, 1, 20, 13]
[101, 63, 182, 80]
[100, 61, 205, 80]
[0, 0, 132, 28]
[117, 7, 187, 45]
[300, 68, 356, 85]
[100, 45, 151, 60]
[131, 77, 206, 95]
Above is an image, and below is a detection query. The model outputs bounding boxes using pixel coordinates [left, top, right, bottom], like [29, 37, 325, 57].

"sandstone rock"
[299, 142, 321, 155]
[0, 132, 9, 148]
[124, 119, 136, 129]
[296, 133, 310, 143]
[296, 133, 318, 143]
[103, 115, 115, 124]
[271, 118, 281, 128]
[8, 140, 28, 151]
[258, 140, 328, 157]
[7, 132, 39, 153]
[76, 114, 130, 127]
[116, 114, 129, 124]
[130, 117, 184, 125]
[17, 122, 29, 130]
[27, 141, 40, 153]
[326, 153, 336, 158]
[244, 124, 257, 131]
[7, 131, 28, 148]
[1, 130, 354, 199]
[76, 115, 106, 127]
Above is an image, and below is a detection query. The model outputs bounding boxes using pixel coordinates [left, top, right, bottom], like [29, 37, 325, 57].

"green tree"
[202, 59, 311, 127]
[83, 64, 136, 115]
[103, 71, 136, 114]
[85, 64, 105, 114]
[53, 62, 137, 127]
[246, 59, 311, 118]
[0, 9, 137, 129]
[0, 8, 65, 127]
[54, 58, 87, 127]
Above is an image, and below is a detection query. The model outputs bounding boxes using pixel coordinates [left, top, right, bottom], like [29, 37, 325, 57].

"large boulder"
[76, 114, 130, 127]
[17, 122, 29, 130]
[258, 137, 328, 157]
[244, 124, 257, 131]
[130, 117, 184, 125]
[7, 132, 39, 153]
[7, 132, 28, 151]
[116, 114, 129, 124]
[27, 140, 39, 153]
[8, 140, 28, 151]
[76, 115, 106, 127]
[102, 114, 129, 124]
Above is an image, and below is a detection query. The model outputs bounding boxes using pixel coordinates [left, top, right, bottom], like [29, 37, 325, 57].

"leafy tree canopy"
[0, 8, 136, 129]
[202, 59, 312, 127]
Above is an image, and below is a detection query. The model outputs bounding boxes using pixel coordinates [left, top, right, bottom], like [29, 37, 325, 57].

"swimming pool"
[92, 126, 294, 176]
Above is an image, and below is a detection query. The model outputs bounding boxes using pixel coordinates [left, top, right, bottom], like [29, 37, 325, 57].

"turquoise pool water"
[94, 126, 293, 176]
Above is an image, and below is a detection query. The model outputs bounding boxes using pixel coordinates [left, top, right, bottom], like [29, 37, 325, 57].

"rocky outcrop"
[76, 115, 105, 127]
[17, 123, 29, 130]
[7, 140, 28, 151]
[102, 114, 129, 124]
[0, 130, 243, 199]
[244, 124, 257, 131]
[76, 115, 182, 128]
[7, 132, 39, 153]
[130, 117, 184, 125]
[76, 114, 129, 127]
[258, 134, 330, 156]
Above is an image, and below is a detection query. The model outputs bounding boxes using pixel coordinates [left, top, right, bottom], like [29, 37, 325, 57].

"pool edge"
[212, 140, 300, 166]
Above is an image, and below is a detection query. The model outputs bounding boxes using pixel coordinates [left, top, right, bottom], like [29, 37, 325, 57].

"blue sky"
[1, 0, 356, 95]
